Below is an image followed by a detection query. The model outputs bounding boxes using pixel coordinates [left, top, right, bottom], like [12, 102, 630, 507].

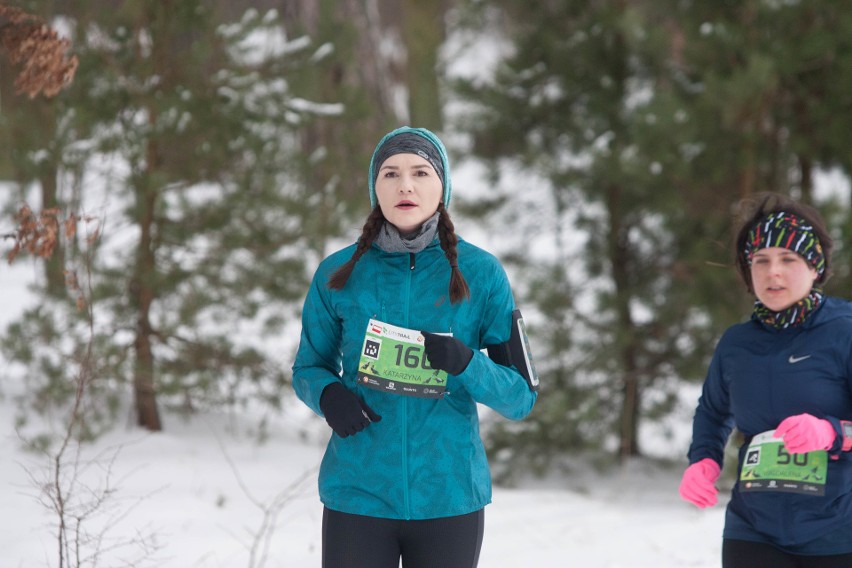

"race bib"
[739, 430, 828, 496]
[357, 319, 448, 399]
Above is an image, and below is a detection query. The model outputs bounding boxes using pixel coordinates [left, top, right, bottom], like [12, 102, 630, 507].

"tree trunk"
[798, 155, 813, 204]
[131, 174, 162, 431]
[129, 3, 164, 432]
[40, 165, 67, 298]
[605, 22, 641, 459]
[606, 182, 641, 458]
[401, 0, 447, 129]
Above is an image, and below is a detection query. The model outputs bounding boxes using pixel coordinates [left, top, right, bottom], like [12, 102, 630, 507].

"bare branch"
[211, 422, 317, 568]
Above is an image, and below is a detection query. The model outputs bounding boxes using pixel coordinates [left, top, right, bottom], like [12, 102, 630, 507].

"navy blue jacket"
[688, 297, 852, 553]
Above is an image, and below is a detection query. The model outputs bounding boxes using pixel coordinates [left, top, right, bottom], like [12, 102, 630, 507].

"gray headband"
[371, 133, 445, 196]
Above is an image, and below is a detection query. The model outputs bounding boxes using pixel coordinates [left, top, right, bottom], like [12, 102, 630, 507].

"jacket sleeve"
[291, 263, 342, 416]
[455, 259, 537, 420]
[458, 351, 537, 420]
[687, 339, 735, 467]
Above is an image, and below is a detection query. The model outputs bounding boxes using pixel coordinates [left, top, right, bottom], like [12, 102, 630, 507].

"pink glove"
[774, 413, 836, 454]
[679, 458, 721, 508]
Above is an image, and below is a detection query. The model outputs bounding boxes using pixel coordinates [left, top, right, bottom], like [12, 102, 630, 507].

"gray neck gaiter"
[374, 212, 440, 254]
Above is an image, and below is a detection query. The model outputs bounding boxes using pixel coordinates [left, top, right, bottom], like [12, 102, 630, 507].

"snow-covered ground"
[1, 258, 723, 568]
[2, 395, 726, 568]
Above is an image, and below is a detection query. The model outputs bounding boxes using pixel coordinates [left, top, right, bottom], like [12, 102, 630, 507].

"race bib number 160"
[357, 319, 449, 398]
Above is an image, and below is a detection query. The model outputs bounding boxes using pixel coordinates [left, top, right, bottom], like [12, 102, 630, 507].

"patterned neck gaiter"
[753, 288, 824, 329]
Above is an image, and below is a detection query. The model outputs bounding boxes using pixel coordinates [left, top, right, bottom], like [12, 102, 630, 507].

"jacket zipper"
[402, 252, 415, 519]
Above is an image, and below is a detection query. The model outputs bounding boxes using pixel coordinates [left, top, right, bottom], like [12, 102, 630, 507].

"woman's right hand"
[679, 458, 721, 508]
[319, 382, 382, 438]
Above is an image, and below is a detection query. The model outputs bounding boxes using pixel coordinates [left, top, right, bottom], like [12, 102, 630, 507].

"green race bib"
[357, 319, 448, 399]
[739, 430, 828, 496]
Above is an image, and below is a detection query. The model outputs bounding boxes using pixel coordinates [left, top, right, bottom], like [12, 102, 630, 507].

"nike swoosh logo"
[788, 355, 812, 364]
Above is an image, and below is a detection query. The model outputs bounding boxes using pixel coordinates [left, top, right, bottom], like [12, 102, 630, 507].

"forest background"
[1, 1, 852, 558]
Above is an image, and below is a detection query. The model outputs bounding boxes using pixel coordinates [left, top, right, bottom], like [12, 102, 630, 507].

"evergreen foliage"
[2, 1, 353, 436]
[451, 0, 852, 468]
[2, 0, 851, 472]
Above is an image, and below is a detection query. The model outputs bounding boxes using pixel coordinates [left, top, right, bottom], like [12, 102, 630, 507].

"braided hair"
[327, 204, 470, 304]
[435, 203, 470, 303]
[326, 206, 385, 292]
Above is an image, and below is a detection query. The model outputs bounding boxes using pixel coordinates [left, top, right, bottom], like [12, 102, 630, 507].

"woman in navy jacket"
[680, 193, 852, 567]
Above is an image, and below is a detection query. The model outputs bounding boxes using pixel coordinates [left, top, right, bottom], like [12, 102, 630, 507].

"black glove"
[319, 382, 381, 438]
[421, 332, 473, 376]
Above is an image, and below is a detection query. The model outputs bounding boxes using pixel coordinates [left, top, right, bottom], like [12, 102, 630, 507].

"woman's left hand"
[774, 413, 836, 453]
[421, 332, 473, 376]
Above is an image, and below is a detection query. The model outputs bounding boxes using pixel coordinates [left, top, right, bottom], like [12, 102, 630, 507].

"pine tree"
[2, 1, 348, 433]
[452, 0, 744, 465]
[453, 0, 852, 469]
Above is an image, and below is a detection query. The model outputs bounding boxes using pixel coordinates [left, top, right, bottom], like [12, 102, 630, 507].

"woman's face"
[375, 153, 442, 234]
[750, 247, 818, 311]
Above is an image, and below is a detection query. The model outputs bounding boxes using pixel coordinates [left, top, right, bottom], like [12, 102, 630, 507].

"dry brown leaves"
[7, 204, 99, 310]
[6, 204, 98, 262]
[6, 204, 62, 261]
[0, 4, 78, 98]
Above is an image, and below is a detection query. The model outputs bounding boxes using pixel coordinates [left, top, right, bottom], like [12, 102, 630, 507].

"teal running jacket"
[292, 237, 537, 520]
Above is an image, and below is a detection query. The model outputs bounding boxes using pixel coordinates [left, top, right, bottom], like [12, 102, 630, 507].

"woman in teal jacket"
[292, 126, 537, 568]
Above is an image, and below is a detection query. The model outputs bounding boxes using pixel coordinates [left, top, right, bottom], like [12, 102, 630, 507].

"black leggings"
[723, 539, 852, 568]
[322, 507, 484, 568]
